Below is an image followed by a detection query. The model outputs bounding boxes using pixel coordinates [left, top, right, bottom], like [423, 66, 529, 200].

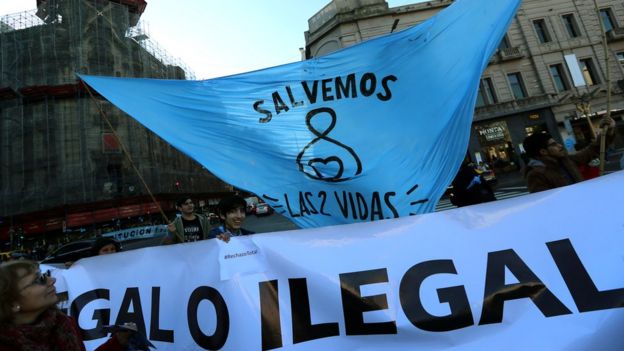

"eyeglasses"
[20, 270, 51, 291]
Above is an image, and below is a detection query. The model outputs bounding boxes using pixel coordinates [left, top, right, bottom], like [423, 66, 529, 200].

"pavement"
[491, 171, 525, 190]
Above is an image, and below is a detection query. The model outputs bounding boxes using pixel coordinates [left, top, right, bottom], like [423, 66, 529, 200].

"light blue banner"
[80, 0, 520, 228]
[102, 225, 167, 242]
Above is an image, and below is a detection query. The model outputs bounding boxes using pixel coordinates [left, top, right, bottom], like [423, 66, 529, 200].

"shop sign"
[93, 208, 120, 223]
[67, 212, 93, 227]
[144, 202, 161, 214]
[44, 217, 64, 230]
[118, 204, 142, 218]
[478, 125, 506, 141]
[23, 221, 45, 235]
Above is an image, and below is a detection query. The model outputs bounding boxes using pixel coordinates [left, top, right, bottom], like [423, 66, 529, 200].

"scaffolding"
[0, 9, 48, 32]
[127, 20, 196, 80]
[0, 0, 227, 230]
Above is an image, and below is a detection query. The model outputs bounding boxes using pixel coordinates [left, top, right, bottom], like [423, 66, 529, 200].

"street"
[244, 212, 300, 233]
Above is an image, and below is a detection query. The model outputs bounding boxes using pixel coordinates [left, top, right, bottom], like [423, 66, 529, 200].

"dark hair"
[522, 132, 552, 158]
[217, 195, 247, 217]
[175, 197, 192, 208]
[0, 260, 39, 323]
[91, 237, 121, 256]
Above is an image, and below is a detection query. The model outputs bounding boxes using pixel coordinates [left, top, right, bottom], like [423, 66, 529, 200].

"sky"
[0, 0, 425, 79]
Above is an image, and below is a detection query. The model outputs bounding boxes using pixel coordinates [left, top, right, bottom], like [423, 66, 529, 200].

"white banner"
[102, 225, 167, 242]
[59, 172, 624, 350]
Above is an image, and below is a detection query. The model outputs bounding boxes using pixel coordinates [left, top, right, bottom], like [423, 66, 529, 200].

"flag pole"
[575, 97, 597, 138]
[80, 79, 172, 226]
[593, 0, 612, 175]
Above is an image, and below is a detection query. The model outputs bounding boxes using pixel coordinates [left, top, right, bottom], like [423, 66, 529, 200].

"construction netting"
[0, 0, 230, 228]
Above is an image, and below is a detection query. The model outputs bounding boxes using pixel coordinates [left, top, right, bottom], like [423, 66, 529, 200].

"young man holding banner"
[522, 117, 616, 193]
[163, 197, 211, 244]
[208, 195, 254, 242]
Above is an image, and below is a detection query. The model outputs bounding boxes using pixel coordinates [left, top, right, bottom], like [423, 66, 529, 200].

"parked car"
[40, 239, 96, 264]
[255, 202, 272, 216]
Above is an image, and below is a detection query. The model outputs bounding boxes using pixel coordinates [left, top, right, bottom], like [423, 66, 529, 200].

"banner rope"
[80, 79, 172, 226]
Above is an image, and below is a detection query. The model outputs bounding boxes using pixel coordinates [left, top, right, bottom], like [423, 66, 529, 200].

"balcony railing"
[474, 94, 558, 121]
[498, 47, 523, 61]
[606, 27, 624, 42]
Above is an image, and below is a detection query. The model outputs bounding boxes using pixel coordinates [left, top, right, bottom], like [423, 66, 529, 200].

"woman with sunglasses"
[0, 260, 126, 351]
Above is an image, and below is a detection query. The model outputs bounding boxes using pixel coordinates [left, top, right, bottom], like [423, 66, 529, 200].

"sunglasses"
[21, 270, 51, 291]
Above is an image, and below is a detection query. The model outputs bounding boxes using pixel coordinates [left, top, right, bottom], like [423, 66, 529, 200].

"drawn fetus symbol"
[296, 107, 362, 182]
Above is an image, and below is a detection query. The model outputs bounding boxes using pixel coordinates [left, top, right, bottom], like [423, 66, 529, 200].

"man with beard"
[522, 117, 616, 193]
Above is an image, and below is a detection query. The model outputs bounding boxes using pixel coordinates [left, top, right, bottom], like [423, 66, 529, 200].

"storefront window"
[474, 121, 521, 173]
[524, 124, 546, 136]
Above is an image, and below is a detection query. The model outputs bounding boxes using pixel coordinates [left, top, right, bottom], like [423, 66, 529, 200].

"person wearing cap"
[208, 195, 255, 243]
[522, 116, 616, 193]
[162, 197, 211, 245]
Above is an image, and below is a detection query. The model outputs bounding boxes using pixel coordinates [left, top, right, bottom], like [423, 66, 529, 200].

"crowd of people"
[0, 116, 620, 350]
[450, 116, 618, 206]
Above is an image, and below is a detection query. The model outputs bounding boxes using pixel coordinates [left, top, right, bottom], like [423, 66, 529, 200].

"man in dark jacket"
[522, 117, 616, 193]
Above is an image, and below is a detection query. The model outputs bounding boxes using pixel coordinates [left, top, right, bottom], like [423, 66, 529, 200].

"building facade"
[0, 0, 230, 241]
[305, 0, 624, 172]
